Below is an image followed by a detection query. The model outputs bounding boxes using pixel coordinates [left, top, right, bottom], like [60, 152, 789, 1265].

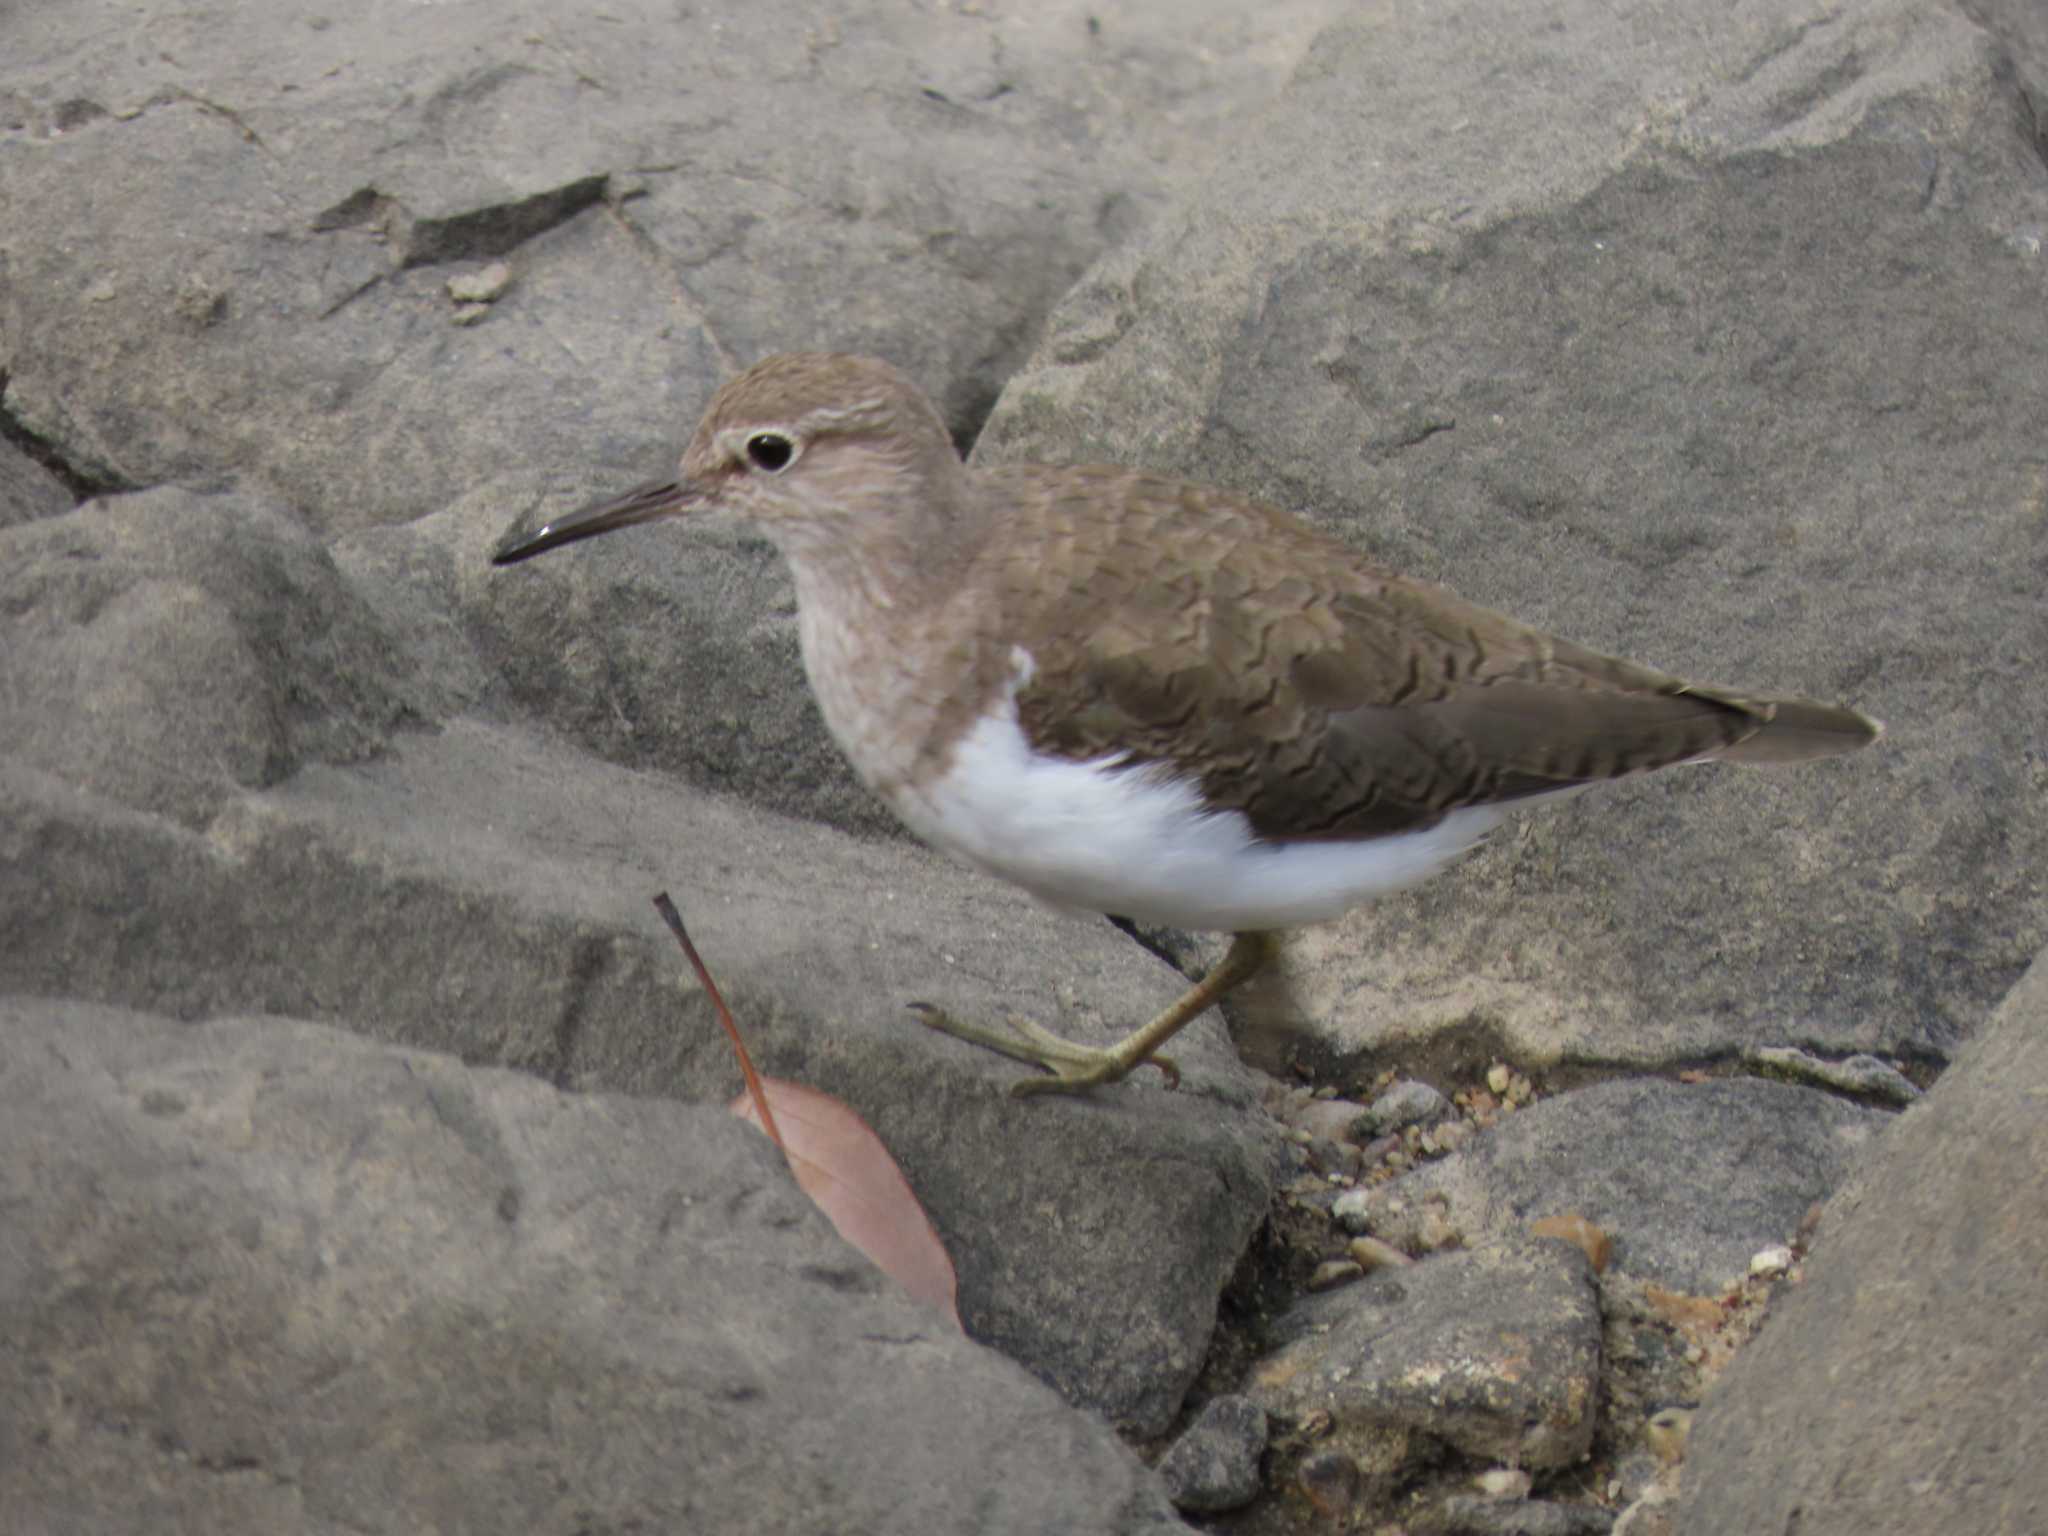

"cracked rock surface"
[5, 0, 2045, 1531]
[0, 997, 1192, 1535]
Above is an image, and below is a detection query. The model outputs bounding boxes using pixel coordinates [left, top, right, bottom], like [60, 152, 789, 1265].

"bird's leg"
[909, 930, 1280, 1097]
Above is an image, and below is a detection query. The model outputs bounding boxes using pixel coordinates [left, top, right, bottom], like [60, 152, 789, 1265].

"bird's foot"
[905, 1003, 1180, 1097]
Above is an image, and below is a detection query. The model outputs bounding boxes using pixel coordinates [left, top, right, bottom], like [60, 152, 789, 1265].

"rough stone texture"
[1359, 1077, 1451, 1135]
[0, 421, 1285, 1439]
[1614, 1493, 1677, 1536]
[0, 0, 1346, 836]
[1357, 1079, 1889, 1292]
[1247, 1240, 1601, 1491]
[976, 0, 2048, 1071]
[0, 487, 425, 826]
[1961, 0, 2048, 86]
[1157, 1395, 1268, 1514]
[0, 0, 1338, 530]
[2, 1, 2036, 1527]
[1744, 1044, 1921, 1105]
[1438, 1498, 1618, 1536]
[0, 707, 1281, 1438]
[1673, 945, 2048, 1536]
[0, 997, 1192, 1535]
[0, 432, 70, 528]
[4, 0, 1359, 847]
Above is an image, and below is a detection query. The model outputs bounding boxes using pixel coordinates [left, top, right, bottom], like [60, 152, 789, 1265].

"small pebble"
[1438, 1494, 1618, 1534]
[1287, 1095, 1372, 1144]
[1748, 1244, 1794, 1279]
[1359, 1078, 1450, 1136]
[1486, 1063, 1512, 1095]
[1417, 1207, 1462, 1252]
[1432, 1119, 1474, 1155]
[1645, 1406, 1693, 1464]
[1530, 1212, 1613, 1273]
[1474, 1467, 1533, 1500]
[1348, 1235, 1414, 1271]
[1332, 1187, 1375, 1233]
[1308, 1260, 1364, 1292]
[1745, 1045, 1920, 1105]
[1608, 1450, 1665, 1503]
[1310, 1138, 1364, 1180]
[451, 302, 491, 326]
[446, 260, 514, 304]
[1359, 1132, 1402, 1164]
[1297, 1449, 1361, 1519]
[1157, 1395, 1268, 1513]
[1643, 1284, 1724, 1331]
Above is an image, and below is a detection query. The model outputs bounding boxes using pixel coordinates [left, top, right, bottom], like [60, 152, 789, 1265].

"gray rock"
[1360, 1078, 1451, 1136]
[977, 0, 2048, 1071]
[1157, 1395, 1268, 1513]
[0, 487, 423, 826]
[0, 432, 70, 528]
[0, 0, 1339, 533]
[1331, 1185, 1376, 1234]
[1744, 1045, 1921, 1105]
[1359, 1079, 1889, 1292]
[0, 716, 1280, 1438]
[0, 997, 1192, 1535]
[1438, 1496, 1617, 1535]
[2, 1, 1355, 838]
[1609, 1451, 1670, 1507]
[1246, 1239, 1601, 1492]
[1961, 0, 2048, 88]
[1613, 1493, 1678, 1536]
[0, 1, 1163, 524]
[1274, 1088, 1374, 1145]
[1673, 945, 2048, 1536]
[3, 0, 2037, 1524]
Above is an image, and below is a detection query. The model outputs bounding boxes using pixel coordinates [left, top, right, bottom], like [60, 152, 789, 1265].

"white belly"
[889, 696, 1503, 933]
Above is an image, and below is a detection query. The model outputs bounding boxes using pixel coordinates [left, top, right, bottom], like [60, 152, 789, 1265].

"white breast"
[890, 657, 1503, 933]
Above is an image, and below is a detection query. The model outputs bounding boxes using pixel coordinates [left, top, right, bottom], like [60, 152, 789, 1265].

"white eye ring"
[744, 432, 797, 473]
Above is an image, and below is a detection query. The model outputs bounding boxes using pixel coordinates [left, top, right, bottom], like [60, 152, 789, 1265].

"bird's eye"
[745, 432, 796, 473]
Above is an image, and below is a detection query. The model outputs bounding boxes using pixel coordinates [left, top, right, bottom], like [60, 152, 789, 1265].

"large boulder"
[0, 997, 1193, 1534]
[1673, 944, 2048, 1535]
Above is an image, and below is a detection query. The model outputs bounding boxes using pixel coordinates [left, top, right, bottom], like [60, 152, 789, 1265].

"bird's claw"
[906, 1002, 1179, 1094]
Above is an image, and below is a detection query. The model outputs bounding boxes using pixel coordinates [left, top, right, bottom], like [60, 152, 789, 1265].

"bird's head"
[491, 353, 964, 568]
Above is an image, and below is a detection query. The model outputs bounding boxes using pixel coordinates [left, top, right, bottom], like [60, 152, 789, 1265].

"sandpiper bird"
[493, 353, 1881, 1096]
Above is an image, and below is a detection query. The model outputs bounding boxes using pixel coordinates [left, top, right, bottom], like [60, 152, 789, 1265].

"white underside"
[890, 692, 1506, 933]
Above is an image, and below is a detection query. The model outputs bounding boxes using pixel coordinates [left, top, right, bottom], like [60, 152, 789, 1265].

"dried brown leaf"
[733, 1077, 961, 1327]
[653, 893, 960, 1328]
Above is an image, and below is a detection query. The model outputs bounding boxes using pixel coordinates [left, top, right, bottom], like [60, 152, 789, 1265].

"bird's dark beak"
[491, 479, 707, 565]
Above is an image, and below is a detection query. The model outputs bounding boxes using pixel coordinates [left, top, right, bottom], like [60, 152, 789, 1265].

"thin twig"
[652, 891, 785, 1151]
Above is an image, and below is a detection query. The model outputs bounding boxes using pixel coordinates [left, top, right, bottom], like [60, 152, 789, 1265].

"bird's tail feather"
[1712, 696, 1883, 766]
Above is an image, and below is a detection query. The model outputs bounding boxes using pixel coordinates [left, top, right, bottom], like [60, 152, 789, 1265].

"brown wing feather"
[1000, 468, 1871, 844]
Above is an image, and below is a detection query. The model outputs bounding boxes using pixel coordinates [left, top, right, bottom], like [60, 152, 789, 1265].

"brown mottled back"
[979, 464, 1874, 843]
